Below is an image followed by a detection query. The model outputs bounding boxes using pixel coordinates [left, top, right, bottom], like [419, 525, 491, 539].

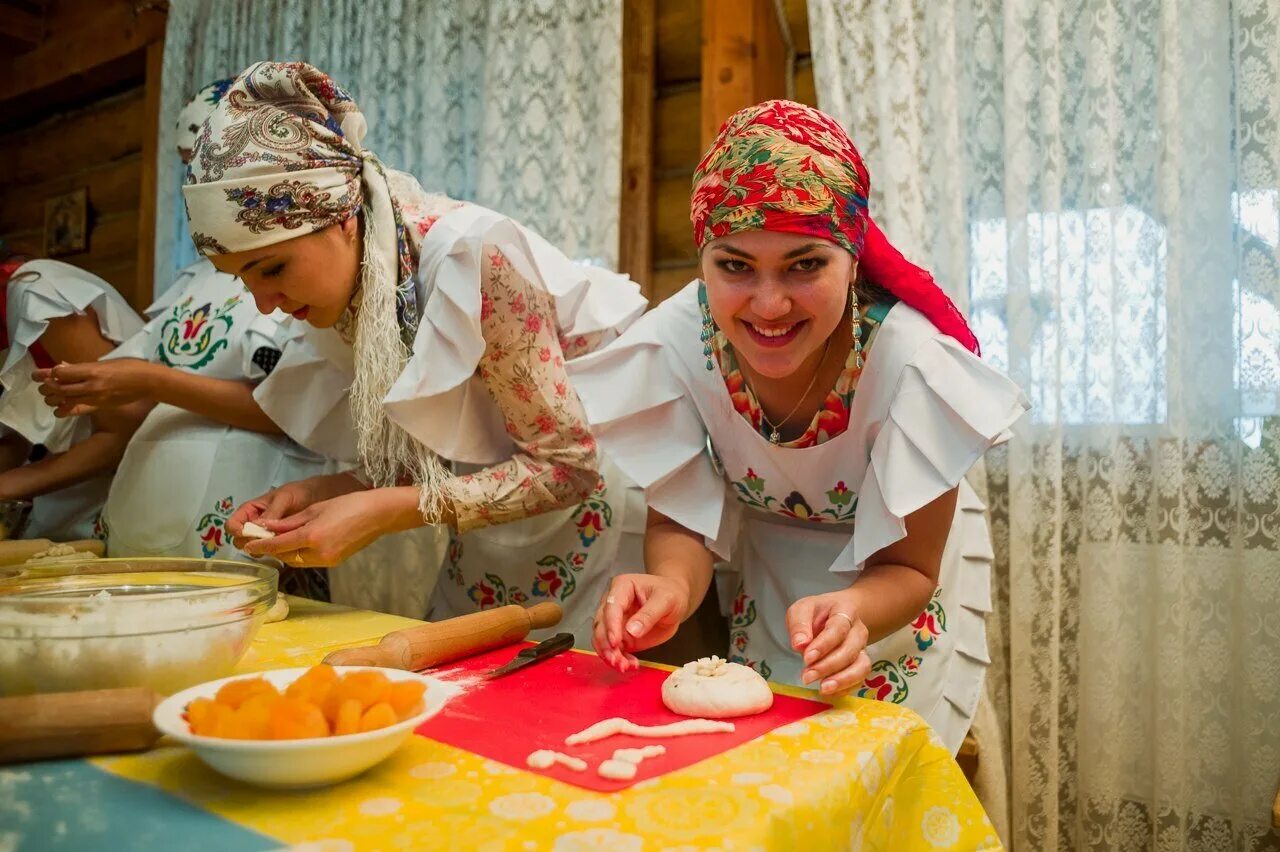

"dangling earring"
[850, 281, 864, 369]
[699, 297, 716, 371]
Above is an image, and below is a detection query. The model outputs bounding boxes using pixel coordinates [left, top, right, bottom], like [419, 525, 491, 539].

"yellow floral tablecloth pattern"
[94, 598, 1001, 851]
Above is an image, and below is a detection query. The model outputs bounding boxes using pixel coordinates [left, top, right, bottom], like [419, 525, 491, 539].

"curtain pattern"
[811, 0, 1280, 849]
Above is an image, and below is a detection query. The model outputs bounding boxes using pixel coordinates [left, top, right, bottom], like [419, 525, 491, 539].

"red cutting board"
[415, 644, 829, 791]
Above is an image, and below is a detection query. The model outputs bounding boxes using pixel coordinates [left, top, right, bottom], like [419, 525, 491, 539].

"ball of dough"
[661, 656, 774, 719]
[242, 521, 276, 540]
[264, 596, 290, 623]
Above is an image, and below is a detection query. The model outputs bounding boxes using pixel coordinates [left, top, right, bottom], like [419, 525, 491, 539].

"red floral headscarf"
[691, 100, 980, 355]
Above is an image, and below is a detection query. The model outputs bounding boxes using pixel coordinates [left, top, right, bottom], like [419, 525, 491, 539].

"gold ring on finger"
[832, 612, 855, 627]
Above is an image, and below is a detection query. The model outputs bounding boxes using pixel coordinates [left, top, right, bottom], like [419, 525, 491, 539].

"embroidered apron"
[103, 271, 336, 559]
[673, 299, 992, 749]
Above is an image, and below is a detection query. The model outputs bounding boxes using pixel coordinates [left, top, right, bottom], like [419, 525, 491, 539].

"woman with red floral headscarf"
[573, 101, 1028, 752]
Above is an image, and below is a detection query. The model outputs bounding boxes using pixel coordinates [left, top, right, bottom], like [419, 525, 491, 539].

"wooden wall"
[638, 0, 818, 305]
[0, 0, 165, 311]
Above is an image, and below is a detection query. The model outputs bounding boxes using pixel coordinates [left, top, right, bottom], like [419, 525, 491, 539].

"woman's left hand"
[786, 587, 871, 697]
[34, 360, 158, 417]
[241, 488, 411, 567]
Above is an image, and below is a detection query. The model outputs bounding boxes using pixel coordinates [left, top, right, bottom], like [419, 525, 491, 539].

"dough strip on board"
[564, 717, 734, 746]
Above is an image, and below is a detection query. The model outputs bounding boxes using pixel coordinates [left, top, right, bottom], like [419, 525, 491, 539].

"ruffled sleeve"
[0, 261, 143, 449]
[383, 203, 647, 465]
[568, 284, 741, 559]
[838, 306, 1030, 571]
[252, 321, 359, 463]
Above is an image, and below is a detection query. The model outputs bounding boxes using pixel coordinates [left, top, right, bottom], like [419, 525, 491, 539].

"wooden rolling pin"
[323, 602, 562, 670]
[0, 688, 162, 765]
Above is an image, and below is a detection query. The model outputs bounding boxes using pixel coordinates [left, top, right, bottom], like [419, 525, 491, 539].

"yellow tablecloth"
[95, 598, 1001, 851]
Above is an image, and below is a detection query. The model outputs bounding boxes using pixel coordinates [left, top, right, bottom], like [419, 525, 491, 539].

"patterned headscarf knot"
[175, 78, 234, 158]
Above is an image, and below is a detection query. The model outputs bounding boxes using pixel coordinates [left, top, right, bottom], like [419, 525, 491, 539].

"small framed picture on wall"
[44, 188, 88, 257]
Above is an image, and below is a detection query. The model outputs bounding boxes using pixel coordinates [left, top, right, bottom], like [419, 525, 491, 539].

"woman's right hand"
[226, 473, 364, 548]
[592, 574, 690, 672]
[227, 481, 320, 548]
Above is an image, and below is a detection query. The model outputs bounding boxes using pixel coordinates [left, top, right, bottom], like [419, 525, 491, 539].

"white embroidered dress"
[262, 201, 648, 640]
[568, 281, 1029, 752]
[0, 261, 144, 540]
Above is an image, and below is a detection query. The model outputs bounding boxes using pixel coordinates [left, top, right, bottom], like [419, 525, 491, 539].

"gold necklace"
[754, 337, 832, 444]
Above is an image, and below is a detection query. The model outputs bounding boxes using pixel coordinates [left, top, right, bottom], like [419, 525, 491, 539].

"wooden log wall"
[0, 0, 166, 312]
[623, 0, 818, 305]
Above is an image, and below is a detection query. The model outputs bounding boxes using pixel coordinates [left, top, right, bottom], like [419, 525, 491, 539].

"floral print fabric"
[441, 245, 600, 532]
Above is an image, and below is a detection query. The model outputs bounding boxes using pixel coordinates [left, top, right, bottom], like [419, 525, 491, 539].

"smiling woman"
[571, 100, 1028, 755]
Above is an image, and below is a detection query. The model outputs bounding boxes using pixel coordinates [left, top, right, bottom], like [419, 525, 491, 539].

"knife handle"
[323, 602, 563, 669]
[517, 632, 576, 661]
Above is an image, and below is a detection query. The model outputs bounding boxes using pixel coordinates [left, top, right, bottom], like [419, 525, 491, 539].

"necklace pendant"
[769, 429, 780, 444]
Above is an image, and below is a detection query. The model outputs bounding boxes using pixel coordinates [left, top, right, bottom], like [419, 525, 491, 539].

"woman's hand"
[592, 574, 690, 672]
[786, 587, 871, 697]
[226, 473, 368, 548]
[242, 486, 422, 567]
[35, 360, 158, 417]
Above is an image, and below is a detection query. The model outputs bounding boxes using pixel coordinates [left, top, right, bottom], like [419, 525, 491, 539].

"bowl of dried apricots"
[153, 663, 453, 789]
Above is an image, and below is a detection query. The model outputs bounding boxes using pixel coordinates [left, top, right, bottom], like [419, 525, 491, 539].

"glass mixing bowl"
[0, 558, 277, 697]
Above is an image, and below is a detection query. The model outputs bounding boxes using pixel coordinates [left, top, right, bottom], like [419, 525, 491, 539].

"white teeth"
[750, 323, 794, 338]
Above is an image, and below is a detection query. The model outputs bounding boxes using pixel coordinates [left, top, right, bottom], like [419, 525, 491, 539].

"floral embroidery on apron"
[158, 294, 242, 370]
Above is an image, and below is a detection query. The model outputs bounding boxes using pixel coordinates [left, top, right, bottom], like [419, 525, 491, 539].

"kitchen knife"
[482, 632, 575, 679]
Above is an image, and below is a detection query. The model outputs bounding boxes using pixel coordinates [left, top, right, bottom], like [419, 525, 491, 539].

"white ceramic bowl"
[153, 666, 454, 789]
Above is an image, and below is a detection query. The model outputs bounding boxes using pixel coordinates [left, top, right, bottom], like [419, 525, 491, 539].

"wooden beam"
[135, 37, 164, 308]
[619, 0, 656, 296]
[700, 0, 788, 150]
[0, 1, 166, 102]
[0, 4, 43, 45]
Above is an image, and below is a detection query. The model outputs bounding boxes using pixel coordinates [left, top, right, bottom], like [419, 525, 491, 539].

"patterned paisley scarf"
[183, 61, 450, 517]
[691, 99, 980, 355]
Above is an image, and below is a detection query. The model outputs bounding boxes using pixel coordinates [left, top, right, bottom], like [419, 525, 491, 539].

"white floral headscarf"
[184, 61, 448, 517]
[175, 78, 233, 158]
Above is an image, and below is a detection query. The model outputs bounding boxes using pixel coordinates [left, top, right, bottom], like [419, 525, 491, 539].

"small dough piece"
[612, 745, 665, 764]
[564, 717, 735, 746]
[26, 543, 98, 565]
[242, 521, 276, 540]
[265, 596, 290, 623]
[526, 749, 587, 771]
[661, 655, 774, 719]
[597, 759, 637, 780]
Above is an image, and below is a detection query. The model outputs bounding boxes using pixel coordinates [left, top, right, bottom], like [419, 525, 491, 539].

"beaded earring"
[699, 296, 716, 371]
[850, 281, 864, 369]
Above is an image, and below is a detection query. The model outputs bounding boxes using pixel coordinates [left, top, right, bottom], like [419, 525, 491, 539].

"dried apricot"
[330, 670, 390, 710]
[192, 701, 234, 737]
[285, 665, 337, 702]
[359, 702, 398, 733]
[387, 680, 427, 719]
[268, 697, 330, 740]
[186, 698, 217, 733]
[332, 698, 363, 736]
[215, 676, 278, 709]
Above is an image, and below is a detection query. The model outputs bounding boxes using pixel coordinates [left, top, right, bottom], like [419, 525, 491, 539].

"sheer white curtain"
[155, 0, 622, 288]
[811, 1, 1280, 850]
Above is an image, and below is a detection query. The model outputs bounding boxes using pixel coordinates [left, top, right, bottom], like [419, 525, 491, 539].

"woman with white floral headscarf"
[183, 62, 646, 643]
[35, 79, 340, 575]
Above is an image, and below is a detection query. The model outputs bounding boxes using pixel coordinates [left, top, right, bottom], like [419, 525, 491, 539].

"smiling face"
[701, 230, 855, 380]
[208, 216, 361, 328]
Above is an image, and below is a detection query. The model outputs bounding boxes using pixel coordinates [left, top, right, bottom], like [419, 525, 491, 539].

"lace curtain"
[811, 1, 1280, 850]
[155, 0, 622, 288]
